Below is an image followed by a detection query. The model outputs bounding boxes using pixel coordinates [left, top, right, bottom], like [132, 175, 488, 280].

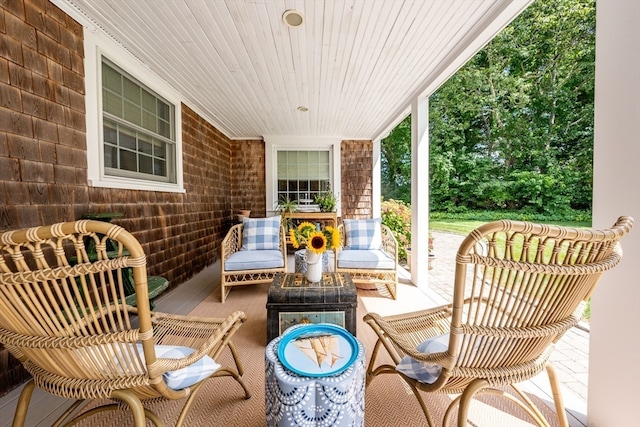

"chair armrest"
[381, 224, 399, 261]
[221, 224, 243, 262]
[145, 310, 247, 376]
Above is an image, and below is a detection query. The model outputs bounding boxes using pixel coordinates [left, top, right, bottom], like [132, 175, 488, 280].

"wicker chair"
[220, 218, 287, 303]
[364, 216, 633, 427]
[335, 219, 398, 299]
[0, 220, 250, 427]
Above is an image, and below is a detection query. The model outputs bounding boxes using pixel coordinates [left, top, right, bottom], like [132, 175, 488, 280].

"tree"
[382, 0, 596, 216]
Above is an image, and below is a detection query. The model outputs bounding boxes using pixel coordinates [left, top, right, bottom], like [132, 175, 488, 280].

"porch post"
[589, 1, 640, 424]
[372, 138, 382, 217]
[410, 96, 429, 289]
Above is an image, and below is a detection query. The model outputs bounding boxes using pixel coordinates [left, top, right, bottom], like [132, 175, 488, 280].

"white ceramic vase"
[305, 249, 323, 283]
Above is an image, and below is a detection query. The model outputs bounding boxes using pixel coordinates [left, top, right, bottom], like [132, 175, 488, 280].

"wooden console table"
[282, 211, 338, 228]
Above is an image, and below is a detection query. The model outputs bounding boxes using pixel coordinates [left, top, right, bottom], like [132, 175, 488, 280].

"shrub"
[381, 199, 412, 260]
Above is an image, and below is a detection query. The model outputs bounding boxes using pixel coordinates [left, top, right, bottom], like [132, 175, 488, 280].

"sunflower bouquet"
[289, 222, 340, 254]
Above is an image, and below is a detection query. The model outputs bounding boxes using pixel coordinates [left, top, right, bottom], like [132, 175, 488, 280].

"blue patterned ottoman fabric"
[265, 327, 365, 426]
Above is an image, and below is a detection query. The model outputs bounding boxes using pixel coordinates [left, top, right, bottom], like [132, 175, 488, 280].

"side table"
[266, 272, 357, 343]
[265, 325, 365, 427]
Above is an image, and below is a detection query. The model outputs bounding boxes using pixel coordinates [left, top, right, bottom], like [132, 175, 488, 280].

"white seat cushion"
[337, 248, 395, 269]
[395, 334, 448, 384]
[224, 249, 284, 271]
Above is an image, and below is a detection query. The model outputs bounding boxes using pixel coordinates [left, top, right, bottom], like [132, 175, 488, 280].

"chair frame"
[220, 223, 288, 303]
[335, 223, 399, 299]
[364, 216, 633, 427]
[0, 220, 250, 427]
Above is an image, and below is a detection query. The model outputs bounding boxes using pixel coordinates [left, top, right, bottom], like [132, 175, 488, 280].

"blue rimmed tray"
[277, 324, 358, 377]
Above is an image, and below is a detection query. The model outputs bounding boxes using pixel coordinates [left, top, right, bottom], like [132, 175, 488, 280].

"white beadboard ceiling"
[55, 0, 532, 141]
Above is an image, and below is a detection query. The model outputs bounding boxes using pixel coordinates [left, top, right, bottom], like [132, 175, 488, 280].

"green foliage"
[381, 0, 596, 218]
[380, 199, 412, 260]
[314, 188, 338, 212]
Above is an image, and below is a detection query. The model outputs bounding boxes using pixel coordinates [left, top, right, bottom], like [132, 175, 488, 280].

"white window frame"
[264, 136, 341, 216]
[84, 30, 184, 193]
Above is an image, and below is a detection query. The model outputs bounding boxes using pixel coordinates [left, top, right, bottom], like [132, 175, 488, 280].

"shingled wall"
[341, 139, 373, 219]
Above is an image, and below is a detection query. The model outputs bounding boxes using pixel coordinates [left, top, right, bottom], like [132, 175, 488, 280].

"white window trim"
[264, 136, 342, 216]
[84, 29, 185, 193]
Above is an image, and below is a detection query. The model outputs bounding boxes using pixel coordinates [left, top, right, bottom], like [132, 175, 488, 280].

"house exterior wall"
[341, 140, 373, 219]
[231, 140, 266, 217]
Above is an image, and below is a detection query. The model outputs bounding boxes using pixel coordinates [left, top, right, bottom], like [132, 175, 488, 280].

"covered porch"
[0, 0, 637, 425]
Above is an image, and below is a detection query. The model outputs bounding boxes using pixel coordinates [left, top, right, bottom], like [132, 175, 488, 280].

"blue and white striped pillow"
[242, 216, 281, 250]
[140, 344, 221, 390]
[344, 218, 382, 250]
[395, 333, 448, 384]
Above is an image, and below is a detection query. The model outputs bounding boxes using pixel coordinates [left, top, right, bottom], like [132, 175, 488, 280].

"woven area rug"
[74, 283, 563, 426]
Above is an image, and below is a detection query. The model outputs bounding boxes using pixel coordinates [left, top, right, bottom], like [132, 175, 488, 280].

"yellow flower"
[288, 221, 341, 253]
[289, 228, 300, 248]
[308, 231, 327, 254]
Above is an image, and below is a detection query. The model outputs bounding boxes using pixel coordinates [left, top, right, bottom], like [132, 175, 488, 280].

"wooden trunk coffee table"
[266, 272, 357, 343]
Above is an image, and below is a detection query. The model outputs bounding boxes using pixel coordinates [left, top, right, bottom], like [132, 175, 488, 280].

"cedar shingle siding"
[341, 140, 373, 219]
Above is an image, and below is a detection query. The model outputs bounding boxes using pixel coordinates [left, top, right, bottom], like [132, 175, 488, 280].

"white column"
[410, 97, 430, 289]
[590, 1, 640, 425]
[372, 138, 382, 218]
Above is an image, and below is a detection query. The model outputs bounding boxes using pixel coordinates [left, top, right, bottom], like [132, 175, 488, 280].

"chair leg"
[546, 362, 570, 427]
[453, 378, 489, 427]
[12, 379, 35, 427]
[110, 390, 148, 427]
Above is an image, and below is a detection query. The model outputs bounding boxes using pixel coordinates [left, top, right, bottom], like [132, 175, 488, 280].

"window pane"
[102, 63, 121, 94]
[142, 111, 157, 133]
[103, 120, 117, 144]
[104, 145, 117, 168]
[153, 139, 166, 159]
[119, 150, 137, 172]
[123, 78, 140, 104]
[139, 154, 153, 174]
[123, 100, 142, 126]
[139, 135, 153, 155]
[157, 119, 170, 138]
[141, 89, 156, 111]
[103, 90, 122, 117]
[154, 158, 166, 176]
[119, 128, 136, 150]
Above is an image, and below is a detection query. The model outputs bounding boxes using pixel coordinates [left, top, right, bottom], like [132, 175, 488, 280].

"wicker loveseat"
[220, 216, 288, 303]
[336, 218, 398, 299]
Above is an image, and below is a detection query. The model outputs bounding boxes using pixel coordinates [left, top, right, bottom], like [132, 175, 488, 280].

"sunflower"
[307, 231, 328, 254]
[288, 221, 340, 253]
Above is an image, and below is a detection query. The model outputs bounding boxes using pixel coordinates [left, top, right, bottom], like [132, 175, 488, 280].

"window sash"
[101, 60, 176, 183]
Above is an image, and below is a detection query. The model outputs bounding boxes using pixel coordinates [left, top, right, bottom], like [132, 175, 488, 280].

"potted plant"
[314, 189, 338, 212]
[276, 197, 299, 214]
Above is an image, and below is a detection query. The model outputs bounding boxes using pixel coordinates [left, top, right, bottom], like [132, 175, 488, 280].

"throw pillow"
[344, 218, 382, 249]
[395, 333, 449, 384]
[242, 216, 281, 250]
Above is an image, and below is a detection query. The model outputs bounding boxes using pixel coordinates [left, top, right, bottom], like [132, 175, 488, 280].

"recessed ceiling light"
[297, 106, 309, 112]
[283, 10, 304, 28]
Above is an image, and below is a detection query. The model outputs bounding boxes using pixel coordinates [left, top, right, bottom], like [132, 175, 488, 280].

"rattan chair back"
[364, 216, 633, 427]
[0, 220, 249, 426]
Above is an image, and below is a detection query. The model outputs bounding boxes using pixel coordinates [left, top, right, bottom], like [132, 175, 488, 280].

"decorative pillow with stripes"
[344, 218, 382, 250]
[395, 333, 448, 384]
[242, 216, 281, 250]
[141, 344, 221, 391]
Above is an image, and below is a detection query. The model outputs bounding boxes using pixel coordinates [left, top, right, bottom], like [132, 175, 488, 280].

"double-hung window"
[277, 150, 331, 203]
[101, 60, 176, 183]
